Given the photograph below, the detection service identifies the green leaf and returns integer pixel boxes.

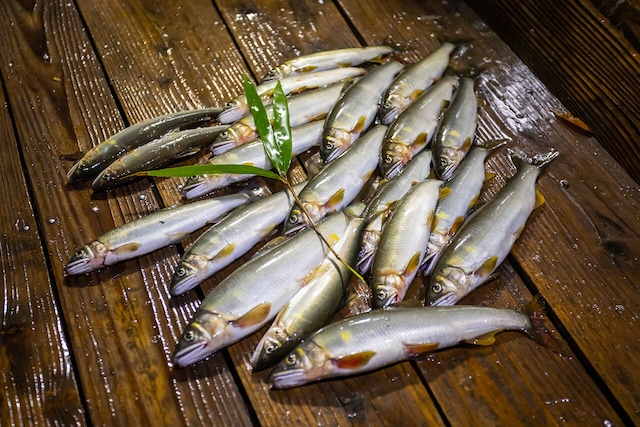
[243,75,275,157]
[270,81,292,175]
[135,164,282,181]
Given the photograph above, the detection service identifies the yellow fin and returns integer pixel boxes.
[328,188,345,208]
[461,137,472,153]
[449,216,465,236]
[475,255,498,278]
[409,89,424,101]
[299,65,318,72]
[484,170,496,182]
[439,187,452,199]
[354,116,367,133]
[113,242,142,254]
[326,233,340,246]
[331,351,376,369]
[403,341,439,357]
[465,331,500,346]
[213,243,236,260]
[413,133,428,148]
[405,252,422,277]
[234,302,271,329]
[534,188,546,210]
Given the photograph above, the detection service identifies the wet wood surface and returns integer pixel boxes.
[1,0,639,425]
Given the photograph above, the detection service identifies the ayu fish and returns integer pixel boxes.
[172,204,364,368]
[380,75,457,179]
[217,67,365,124]
[283,125,386,235]
[320,61,403,162]
[379,42,456,125]
[371,179,442,308]
[431,77,479,180]
[261,45,393,82]
[67,108,222,184]
[426,148,559,306]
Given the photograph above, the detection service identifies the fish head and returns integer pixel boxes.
[181,174,213,199]
[65,240,109,275]
[373,274,407,308]
[434,147,465,181]
[321,128,351,162]
[170,255,208,296]
[270,340,330,389]
[426,265,470,306]
[379,94,406,125]
[261,64,292,83]
[355,230,380,275]
[380,142,410,179]
[217,99,244,124]
[172,310,227,368]
[210,126,242,155]
[282,205,310,235]
[250,324,293,371]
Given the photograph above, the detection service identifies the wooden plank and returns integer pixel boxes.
[465,0,640,184]
[590,0,640,51]
[212,1,445,425]
[0,56,86,426]
[0,0,252,425]
[336,0,629,424]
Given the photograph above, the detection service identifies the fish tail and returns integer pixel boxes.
[522,296,565,355]
[508,147,559,170]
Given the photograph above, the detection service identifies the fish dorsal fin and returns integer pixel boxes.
[465,330,500,346]
[403,341,439,357]
[475,255,498,278]
[328,188,345,208]
[113,242,142,255]
[331,351,376,369]
[233,302,271,329]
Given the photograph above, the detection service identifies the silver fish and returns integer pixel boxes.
[283,125,387,235]
[380,75,458,179]
[261,46,393,82]
[250,216,365,371]
[379,43,456,125]
[183,120,324,199]
[170,183,306,296]
[426,148,559,306]
[271,303,548,388]
[356,149,433,274]
[67,108,222,184]
[218,67,365,124]
[92,125,228,191]
[432,77,478,180]
[211,82,346,155]
[371,179,442,308]
[422,141,505,277]
[320,61,404,162]
[172,205,364,368]
[64,186,263,275]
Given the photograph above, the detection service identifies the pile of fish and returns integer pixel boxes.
[65,44,559,388]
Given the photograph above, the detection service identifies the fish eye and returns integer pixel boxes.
[384,155,394,164]
[265,344,277,355]
[288,214,299,224]
[383,100,392,109]
[224,101,235,109]
[432,283,443,294]
[175,267,186,277]
[285,354,297,366]
[376,289,387,301]
[220,131,229,139]
[184,330,196,342]
[324,141,334,150]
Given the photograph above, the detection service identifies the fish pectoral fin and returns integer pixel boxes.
[113,242,142,255]
[233,302,271,329]
[403,341,439,357]
[461,137,473,153]
[301,263,332,286]
[212,243,236,260]
[474,255,499,279]
[404,252,422,277]
[413,132,428,148]
[353,116,367,134]
[328,188,345,209]
[484,170,496,182]
[449,216,465,236]
[465,330,501,346]
[330,351,376,369]
[438,186,452,200]
[299,65,318,72]
[409,89,424,101]
[534,188,546,211]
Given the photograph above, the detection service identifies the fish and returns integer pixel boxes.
[182,120,324,199]
[66,108,222,184]
[261,46,394,82]
[271,302,552,389]
[426,148,559,306]
[250,216,365,371]
[379,42,456,125]
[379,75,458,179]
[91,125,228,191]
[217,67,366,124]
[421,141,506,277]
[170,182,306,296]
[211,82,346,155]
[172,204,364,368]
[283,125,387,235]
[320,61,404,162]
[64,184,265,275]
[356,149,433,274]
[432,77,479,180]
[370,179,442,308]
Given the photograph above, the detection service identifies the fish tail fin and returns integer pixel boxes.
[522,296,565,355]
[508,148,559,170]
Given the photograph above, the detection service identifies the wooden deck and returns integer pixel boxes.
[1,0,639,425]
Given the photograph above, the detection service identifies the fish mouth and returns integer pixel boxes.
[182,180,213,200]
[270,368,310,389]
[429,292,458,307]
[172,341,211,368]
[379,107,401,126]
[65,255,95,275]
[170,273,200,296]
[381,158,403,179]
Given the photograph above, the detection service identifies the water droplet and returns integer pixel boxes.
[91,206,100,213]
[48,218,56,224]
[23,225,30,231]
[139,194,147,201]
[560,179,569,188]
